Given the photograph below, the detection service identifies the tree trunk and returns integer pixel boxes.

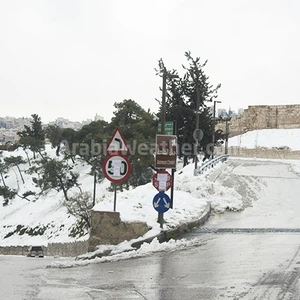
[0,172,6,187]
[24,149,31,166]
[16,165,25,184]
[58,176,69,201]
[56,142,61,156]
[183,155,189,167]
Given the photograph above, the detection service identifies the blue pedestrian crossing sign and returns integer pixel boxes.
[153,192,171,213]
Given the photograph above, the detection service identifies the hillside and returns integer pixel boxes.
[0,145,101,246]
[0,144,244,247]
[1,128,300,248]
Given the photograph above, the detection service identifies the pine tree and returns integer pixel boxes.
[17,114,45,160]
[45,124,63,156]
[110,99,157,187]
[4,156,26,184]
[30,156,80,202]
[156,52,221,165]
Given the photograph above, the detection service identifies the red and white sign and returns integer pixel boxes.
[106,128,129,154]
[152,170,172,192]
[102,154,131,184]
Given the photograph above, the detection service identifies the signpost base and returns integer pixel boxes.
[158,212,164,228]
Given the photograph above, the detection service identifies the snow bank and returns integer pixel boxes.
[229,128,300,150]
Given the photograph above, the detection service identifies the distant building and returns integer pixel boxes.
[214,107,244,118]
[0,115,95,144]
[82,119,93,126]
[94,114,104,121]
[49,117,84,130]
[218,108,228,117]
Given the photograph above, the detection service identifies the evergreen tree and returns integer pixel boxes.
[4,156,26,184]
[76,119,109,163]
[30,156,80,201]
[45,124,63,156]
[156,52,221,165]
[110,99,157,187]
[17,114,45,160]
[0,157,8,187]
[0,186,17,206]
[76,120,109,202]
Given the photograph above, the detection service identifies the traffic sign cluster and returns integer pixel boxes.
[102,128,131,211]
[152,134,177,214]
[102,128,131,184]
[102,127,177,219]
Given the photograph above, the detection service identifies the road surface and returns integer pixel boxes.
[1,158,300,299]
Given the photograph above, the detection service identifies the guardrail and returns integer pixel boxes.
[196,154,229,176]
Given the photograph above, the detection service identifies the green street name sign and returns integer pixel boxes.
[158,121,174,135]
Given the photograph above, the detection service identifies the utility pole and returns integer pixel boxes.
[224,117,231,154]
[161,73,167,135]
[212,100,221,159]
[158,71,178,228]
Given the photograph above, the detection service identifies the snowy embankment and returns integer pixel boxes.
[229,128,300,150]
[0,144,243,248]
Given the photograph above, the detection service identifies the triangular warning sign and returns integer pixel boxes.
[106,128,129,154]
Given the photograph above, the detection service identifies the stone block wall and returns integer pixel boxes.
[0,245,32,256]
[88,211,150,252]
[47,240,89,257]
[216,104,300,137]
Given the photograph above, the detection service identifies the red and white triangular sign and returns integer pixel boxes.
[106,128,129,154]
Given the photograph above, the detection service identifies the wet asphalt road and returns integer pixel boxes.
[1,234,300,300]
[1,159,300,299]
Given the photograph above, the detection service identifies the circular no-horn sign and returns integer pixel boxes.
[102,154,131,183]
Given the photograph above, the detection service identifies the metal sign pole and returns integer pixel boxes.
[170,168,175,209]
[113,183,117,212]
[158,212,163,228]
[170,120,177,208]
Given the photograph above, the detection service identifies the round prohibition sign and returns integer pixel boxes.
[102,154,131,184]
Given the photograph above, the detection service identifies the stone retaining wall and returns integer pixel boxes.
[88,211,150,252]
[216,104,300,137]
[0,246,33,256]
[47,240,89,257]
[0,240,89,257]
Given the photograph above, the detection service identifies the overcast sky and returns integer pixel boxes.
[1,0,300,124]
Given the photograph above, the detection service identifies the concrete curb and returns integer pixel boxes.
[131,202,212,249]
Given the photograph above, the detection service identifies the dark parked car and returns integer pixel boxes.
[27,246,44,258]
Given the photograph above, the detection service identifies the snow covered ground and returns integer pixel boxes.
[1,128,300,266]
[0,144,241,247]
[228,128,300,150]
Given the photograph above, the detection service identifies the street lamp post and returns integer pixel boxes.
[194,86,201,175]
[212,100,221,159]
